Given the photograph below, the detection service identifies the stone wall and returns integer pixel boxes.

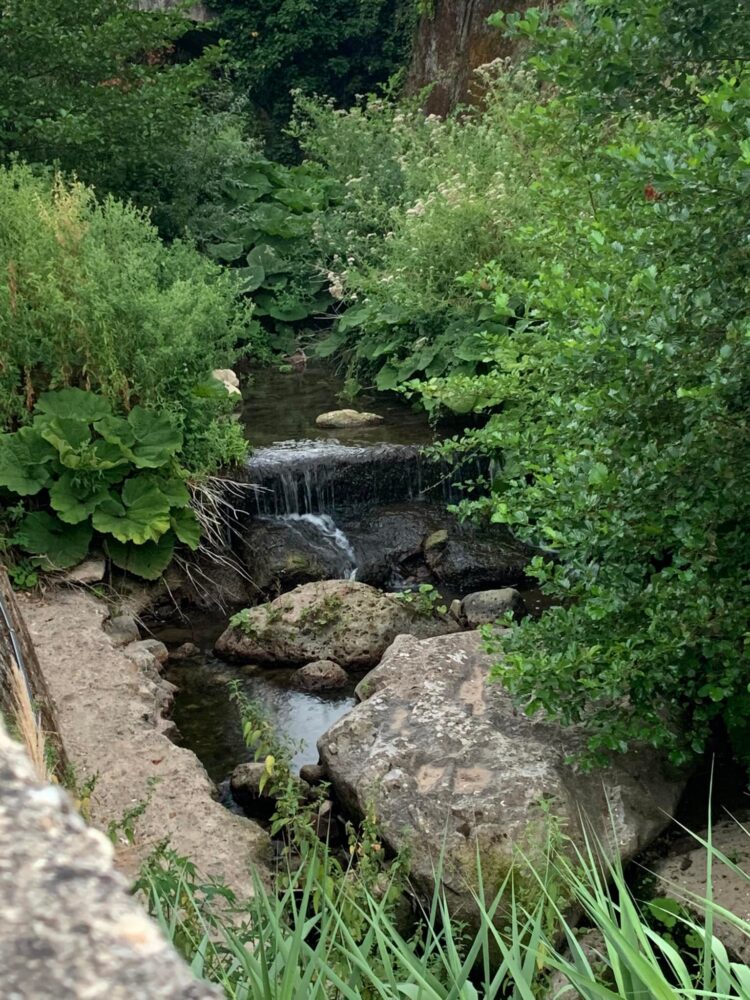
[406,0,556,115]
[0,719,219,999]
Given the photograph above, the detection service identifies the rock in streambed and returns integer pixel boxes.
[319,630,686,927]
[214,579,460,669]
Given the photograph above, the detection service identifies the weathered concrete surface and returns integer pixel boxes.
[215,579,460,669]
[0,720,219,999]
[407,0,555,115]
[320,630,685,924]
[20,589,269,896]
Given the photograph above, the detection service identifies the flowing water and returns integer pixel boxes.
[165,365,503,784]
[241,365,438,448]
[163,627,357,782]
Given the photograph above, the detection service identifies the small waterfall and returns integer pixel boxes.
[241,439,486,518]
[276,513,357,581]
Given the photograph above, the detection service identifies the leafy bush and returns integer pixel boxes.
[210,0,417,155]
[293,0,750,771]
[0,388,200,579]
[293,72,565,390]
[404,6,750,768]
[192,156,338,353]
[0,163,260,474]
[0,0,217,218]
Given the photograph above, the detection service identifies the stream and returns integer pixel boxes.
[158,364,525,783]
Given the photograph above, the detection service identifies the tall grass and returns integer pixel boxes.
[6,655,48,782]
[139,819,750,1000]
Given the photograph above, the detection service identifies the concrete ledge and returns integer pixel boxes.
[0,720,219,999]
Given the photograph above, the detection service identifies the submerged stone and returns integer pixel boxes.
[315,409,384,428]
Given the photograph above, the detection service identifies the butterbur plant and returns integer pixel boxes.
[0,388,200,579]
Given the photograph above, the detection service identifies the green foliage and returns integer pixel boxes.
[139,814,750,998]
[0,0,216,215]
[293,72,552,389]
[391,584,447,617]
[0,164,259,475]
[303,0,750,768]
[436,12,750,769]
[499,0,750,117]
[230,684,407,935]
[210,0,416,155]
[193,156,338,353]
[0,389,201,578]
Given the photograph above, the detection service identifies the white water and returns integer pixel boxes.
[276,512,358,581]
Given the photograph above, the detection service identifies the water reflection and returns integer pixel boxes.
[165,654,357,783]
[241,364,438,447]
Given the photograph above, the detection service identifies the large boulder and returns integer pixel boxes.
[653,816,750,962]
[461,588,526,627]
[319,631,685,925]
[214,580,460,669]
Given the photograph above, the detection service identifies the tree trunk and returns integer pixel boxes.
[406,0,556,116]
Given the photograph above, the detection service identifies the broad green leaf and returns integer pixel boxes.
[35,388,112,423]
[92,474,171,544]
[38,415,91,457]
[127,406,182,468]
[205,241,244,262]
[17,511,92,570]
[0,428,56,496]
[107,534,175,580]
[247,243,286,275]
[95,414,136,451]
[49,471,113,525]
[191,378,230,400]
[150,475,190,509]
[236,260,265,294]
[170,506,200,549]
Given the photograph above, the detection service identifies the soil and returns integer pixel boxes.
[19,587,270,896]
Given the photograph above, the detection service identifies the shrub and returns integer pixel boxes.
[412,8,750,768]
[293,70,572,390]
[0,0,216,215]
[191,155,339,354]
[0,163,261,475]
[210,0,417,155]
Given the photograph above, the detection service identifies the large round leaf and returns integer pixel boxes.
[49,471,114,525]
[170,506,200,550]
[92,474,171,544]
[107,534,175,580]
[17,511,92,570]
[35,388,112,423]
[0,428,56,496]
[127,406,182,468]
